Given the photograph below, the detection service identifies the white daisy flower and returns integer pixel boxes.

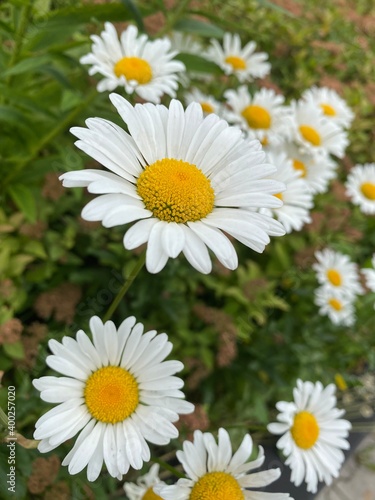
[260,151,313,233]
[224,86,292,146]
[362,254,375,291]
[60,95,286,275]
[33,316,194,481]
[313,248,364,298]
[314,286,356,326]
[301,86,354,129]
[154,428,291,500]
[345,163,375,214]
[184,88,223,116]
[206,32,271,82]
[79,23,185,103]
[291,100,349,158]
[282,142,337,194]
[124,463,164,500]
[268,379,351,493]
[168,31,203,56]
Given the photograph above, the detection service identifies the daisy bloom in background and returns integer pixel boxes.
[79,23,185,103]
[184,88,223,116]
[168,31,203,56]
[362,254,375,293]
[314,286,356,326]
[268,379,351,493]
[291,100,348,158]
[224,86,291,146]
[345,163,375,214]
[154,428,291,499]
[33,316,194,481]
[60,95,286,275]
[313,248,364,298]
[206,32,271,82]
[301,86,354,129]
[259,151,313,233]
[124,463,164,500]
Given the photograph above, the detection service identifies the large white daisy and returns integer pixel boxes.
[206,32,271,82]
[154,428,291,499]
[124,463,164,500]
[60,95,286,275]
[260,151,313,233]
[345,163,375,215]
[33,316,194,481]
[301,86,354,129]
[268,379,351,494]
[224,86,292,146]
[313,248,364,298]
[79,23,185,103]
[314,286,356,326]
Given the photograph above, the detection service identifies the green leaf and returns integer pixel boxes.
[3,341,25,360]
[175,53,221,74]
[120,0,144,31]
[8,184,37,223]
[2,55,51,77]
[174,18,224,38]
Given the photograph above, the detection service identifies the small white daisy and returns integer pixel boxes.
[154,428,291,500]
[301,86,354,129]
[260,151,313,233]
[168,31,203,56]
[124,463,164,500]
[362,254,375,292]
[184,88,223,116]
[80,23,185,103]
[345,163,375,215]
[224,86,292,146]
[291,100,349,158]
[33,316,194,481]
[268,379,351,493]
[314,286,356,326]
[206,32,271,82]
[60,95,286,275]
[313,248,364,298]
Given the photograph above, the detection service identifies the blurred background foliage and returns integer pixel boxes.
[0,0,375,497]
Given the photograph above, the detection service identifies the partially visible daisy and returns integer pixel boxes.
[184,88,223,116]
[154,428,291,499]
[168,31,203,55]
[60,96,286,275]
[80,23,185,103]
[362,254,375,293]
[33,316,194,481]
[302,86,354,129]
[345,163,375,214]
[268,379,351,493]
[260,151,313,233]
[206,32,271,82]
[291,100,349,158]
[314,286,356,326]
[224,86,292,146]
[313,248,364,298]
[124,463,164,500]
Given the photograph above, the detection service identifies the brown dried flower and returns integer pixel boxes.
[34,283,82,324]
[0,318,23,345]
[178,404,210,440]
[42,172,65,201]
[19,221,47,239]
[217,329,238,368]
[27,456,60,495]
[44,481,71,500]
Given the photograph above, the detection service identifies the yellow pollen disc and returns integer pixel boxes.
[360,182,375,201]
[189,472,244,500]
[114,56,152,84]
[242,105,271,130]
[328,298,343,311]
[137,158,215,223]
[142,487,163,500]
[299,125,321,146]
[326,269,342,287]
[84,366,139,424]
[291,411,320,449]
[225,55,246,70]
[321,103,336,116]
[200,102,215,114]
[293,159,307,178]
[274,192,283,200]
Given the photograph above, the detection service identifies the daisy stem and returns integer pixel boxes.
[0,407,8,429]
[151,457,185,479]
[102,250,146,322]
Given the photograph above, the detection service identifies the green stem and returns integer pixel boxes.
[0,407,8,429]
[6,3,32,84]
[151,457,185,479]
[102,251,146,322]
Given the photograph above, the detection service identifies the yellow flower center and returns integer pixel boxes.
[299,125,321,146]
[189,472,244,500]
[200,102,215,114]
[293,159,307,177]
[360,182,375,201]
[291,411,320,449]
[114,56,153,84]
[225,55,246,70]
[84,366,139,424]
[320,103,336,116]
[137,158,215,223]
[242,105,271,129]
[328,298,343,311]
[326,269,342,286]
[142,487,163,500]
[274,192,283,201]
